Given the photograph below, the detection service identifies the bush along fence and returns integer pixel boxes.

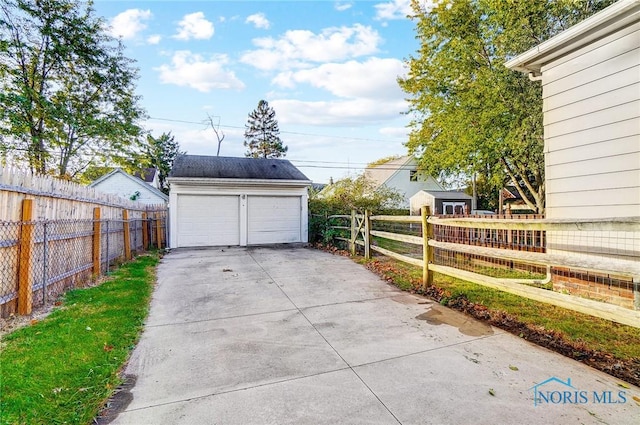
[326,208,640,328]
[0,167,167,318]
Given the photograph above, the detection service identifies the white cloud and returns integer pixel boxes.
[335,2,353,11]
[375,0,437,20]
[147,34,161,45]
[240,24,381,71]
[155,51,245,92]
[271,98,406,126]
[107,9,151,40]
[174,12,214,40]
[273,58,406,100]
[379,126,409,138]
[245,13,270,29]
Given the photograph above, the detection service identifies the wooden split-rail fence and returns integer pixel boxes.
[328,207,640,328]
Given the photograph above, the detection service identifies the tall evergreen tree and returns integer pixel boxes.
[244,100,287,158]
[143,132,185,194]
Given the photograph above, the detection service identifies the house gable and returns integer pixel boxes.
[89,169,168,205]
[365,156,444,208]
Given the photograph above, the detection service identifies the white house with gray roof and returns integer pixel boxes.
[363,156,444,209]
[89,168,168,206]
[168,155,311,248]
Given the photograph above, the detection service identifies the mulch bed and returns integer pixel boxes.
[313,244,639,387]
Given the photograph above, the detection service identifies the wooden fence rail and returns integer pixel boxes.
[328,208,640,328]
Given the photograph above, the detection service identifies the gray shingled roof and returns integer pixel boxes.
[420,190,473,200]
[170,155,310,181]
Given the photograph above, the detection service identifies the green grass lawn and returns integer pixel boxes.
[364,256,640,361]
[0,253,158,425]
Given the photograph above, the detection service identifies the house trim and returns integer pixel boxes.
[505,0,640,73]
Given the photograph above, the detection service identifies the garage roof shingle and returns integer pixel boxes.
[170,155,310,181]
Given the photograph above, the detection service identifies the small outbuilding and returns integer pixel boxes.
[168,155,311,248]
[410,190,473,216]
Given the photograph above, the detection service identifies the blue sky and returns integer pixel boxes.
[94,0,421,183]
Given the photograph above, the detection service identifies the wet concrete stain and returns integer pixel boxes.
[95,374,136,424]
[416,304,494,337]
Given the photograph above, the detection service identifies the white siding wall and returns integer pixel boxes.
[384,168,443,209]
[91,172,167,205]
[541,21,640,219]
[409,191,436,215]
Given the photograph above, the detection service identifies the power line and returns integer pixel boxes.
[147,116,406,144]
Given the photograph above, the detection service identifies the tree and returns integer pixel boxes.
[205,114,225,156]
[0,0,145,178]
[143,132,185,194]
[399,0,614,214]
[314,174,402,212]
[244,100,287,158]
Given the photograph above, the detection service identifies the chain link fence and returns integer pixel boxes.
[0,214,167,318]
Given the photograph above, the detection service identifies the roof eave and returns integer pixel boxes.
[168,177,312,187]
[505,0,640,73]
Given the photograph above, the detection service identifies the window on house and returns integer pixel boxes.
[409,170,418,182]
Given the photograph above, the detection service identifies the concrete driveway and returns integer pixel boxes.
[111,247,638,425]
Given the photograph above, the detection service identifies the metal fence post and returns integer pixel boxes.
[92,207,101,278]
[105,220,110,273]
[42,221,48,305]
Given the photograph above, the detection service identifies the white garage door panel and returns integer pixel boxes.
[177,195,240,247]
[248,196,301,245]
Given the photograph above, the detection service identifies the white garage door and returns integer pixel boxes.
[177,195,240,247]
[248,196,301,245]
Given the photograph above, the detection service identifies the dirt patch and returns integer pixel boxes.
[0,304,57,337]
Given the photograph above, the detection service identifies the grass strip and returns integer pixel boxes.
[0,253,158,425]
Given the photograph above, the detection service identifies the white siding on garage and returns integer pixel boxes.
[248,196,302,244]
[541,20,640,219]
[176,195,240,247]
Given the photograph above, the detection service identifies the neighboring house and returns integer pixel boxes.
[505,0,640,220]
[500,186,536,214]
[133,167,161,190]
[364,156,444,209]
[168,155,311,248]
[410,190,473,216]
[89,168,169,205]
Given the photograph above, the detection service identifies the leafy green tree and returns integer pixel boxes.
[400,0,614,214]
[0,0,145,178]
[143,132,185,194]
[244,100,287,158]
[313,174,402,213]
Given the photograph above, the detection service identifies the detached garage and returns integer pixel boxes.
[168,155,311,248]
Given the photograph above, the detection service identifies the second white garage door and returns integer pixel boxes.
[247,196,302,245]
[176,195,240,247]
